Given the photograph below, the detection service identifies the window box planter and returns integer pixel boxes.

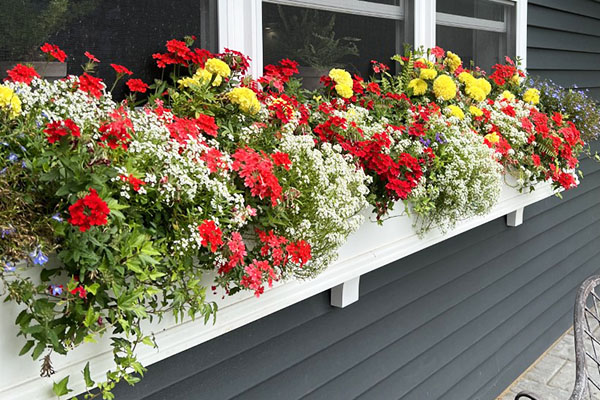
[0,180,556,399]
[0,61,67,80]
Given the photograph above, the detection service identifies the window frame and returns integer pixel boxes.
[217,0,528,77]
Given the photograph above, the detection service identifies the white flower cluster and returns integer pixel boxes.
[276,133,371,277]
[410,113,503,234]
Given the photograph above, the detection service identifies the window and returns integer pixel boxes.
[0,0,218,99]
[261,0,409,87]
[436,0,516,71]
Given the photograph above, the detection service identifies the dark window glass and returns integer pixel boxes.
[437,0,505,22]
[436,26,508,72]
[262,3,403,88]
[0,0,218,99]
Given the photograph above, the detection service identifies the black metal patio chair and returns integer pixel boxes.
[515,275,600,400]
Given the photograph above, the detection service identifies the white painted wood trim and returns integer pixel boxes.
[436,12,507,33]
[331,277,361,308]
[263,0,405,20]
[0,180,557,400]
[506,207,524,226]
[515,0,528,69]
[414,0,436,50]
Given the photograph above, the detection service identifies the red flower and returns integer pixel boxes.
[68,188,110,232]
[286,240,311,267]
[196,114,219,137]
[531,154,541,166]
[366,82,381,95]
[219,232,247,274]
[40,43,67,62]
[76,73,104,98]
[84,51,99,62]
[431,46,445,58]
[110,63,133,75]
[5,64,40,84]
[232,148,283,206]
[126,78,149,93]
[201,148,227,173]
[99,107,134,150]
[240,259,277,297]
[70,286,88,299]
[119,174,146,192]
[198,220,223,252]
[272,152,292,170]
[43,119,81,144]
[552,112,563,126]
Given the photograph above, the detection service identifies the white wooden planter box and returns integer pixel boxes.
[0,180,556,399]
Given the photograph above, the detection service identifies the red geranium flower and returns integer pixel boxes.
[68,188,110,232]
[119,174,146,192]
[232,147,283,206]
[126,78,149,93]
[272,152,292,170]
[70,286,88,299]
[40,43,67,62]
[99,107,134,149]
[5,64,40,84]
[286,240,311,267]
[431,46,445,58]
[84,51,100,62]
[43,119,81,144]
[196,114,218,137]
[198,220,223,252]
[110,63,133,75]
[76,73,104,98]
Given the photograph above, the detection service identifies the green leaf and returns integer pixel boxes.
[83,362,94,387]
[52,376,72,396]
[32,341,46,360]
[19,340,35,356]
[84,307,95,328]
[85,283,100,296]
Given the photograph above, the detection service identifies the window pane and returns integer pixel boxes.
[437,0,507,22]
[263,3,402,88]
[360,0,401,5]
[0,0,218,99]
[436,25,510,72]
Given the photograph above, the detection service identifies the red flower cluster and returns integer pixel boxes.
[219,232,247,274]
[488,59,525,86]
[219,48,251,75]
[232,148,283,206]
[70,286,87,299]
[241,260,276,297]
[110,64,133,75]
[40,43,67,62]
[200,147,227,173]
[266,94,309,126]
[153,39,212,68]
[84,51,99,63]
[198,220,223,253]
[99,107,134,149]
[43,119,81,144]
[5,64,40,84]
[257,229,312,268]
[119,174,146,192]
[259,59,299,92]
[167,115,218,145]
[271,152,292,170]
[68,188,110,232]
[76,73,104,99]
[126,78,149,93]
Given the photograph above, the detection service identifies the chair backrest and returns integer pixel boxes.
[570,275,600,400]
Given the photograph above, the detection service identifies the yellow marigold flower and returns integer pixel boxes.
[465,84,486,102]
[416,58,434,68]
[205,58,231,78]
[444,51,462,73]
[194,68,223,86]
[458,72,475,85]
[313,95,322,103]
[475,78,491,96]
[329,68,353,88]
[510,74,522,85]
[228,87,260,114]
[433,74,457,100]
[0,85,21,119]
[447,105,465,119]
[408,78,428,96]
[523,88,540,105]
[484,132,500,144]
[469,105,483,117]
[502,90,515,101]
[178,76,200,89]
[420,68,438,80]
[335,84,353,99]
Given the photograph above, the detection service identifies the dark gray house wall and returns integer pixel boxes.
[112,2,600,399]
[528,0,600,98]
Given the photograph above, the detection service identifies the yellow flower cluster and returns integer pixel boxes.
[205,58,231,78]
[178,67,223,89]
[420,68,438,80]
[408,78,428,95]
[329,68,353,99]
[443,51,462,73]
[502,90,515,101]
[433,75,457,100]
[447,105,465,119]
[484,132,500,144]
[510,74,522,85]
[0,85,21,119]
[228,87,260,114]
[523,88,540,105]
[469,105,483,117]
[458,72,491,102]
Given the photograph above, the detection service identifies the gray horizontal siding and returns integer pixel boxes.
[112,145,600,400]
[528,0,600,98]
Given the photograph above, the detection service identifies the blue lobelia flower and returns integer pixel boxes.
[3,261,16,272]
[1,225,15,238]
[7,153,18,163]
[51,213,63,222]
[29,247,49,265]
[50,285,63,296]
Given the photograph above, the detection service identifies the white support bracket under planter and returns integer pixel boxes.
[330,277,360,308]
[506,207,524,227]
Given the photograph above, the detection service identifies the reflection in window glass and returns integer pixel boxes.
[0,0,218,99]
[436,26,507,72]
[437,0,505,22]
[263,3,401,88]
